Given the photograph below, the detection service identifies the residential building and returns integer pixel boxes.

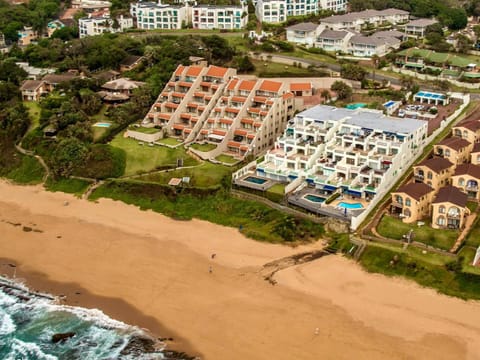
[99,77,146,103]
[318,0,347,12]
[315,29,353,53]
[348,34,401,57]
[17,27,37,46]
[255,105,428,199]
[431,186,469,229]
[390,182,434,223]
[46,20,65,37]
[42,73,78,92]
[72,0,111,12]
[120,55,145,72]
[452,120,480,144]
[286,0,319,17]
[92,69,120,82]
[192,4,248,30]
[255,0,286,23]
[320,8,409,32]
[130,2,186,30]
[141,64,294,160]
[20,80,46,101]
[471,143,480,165]
[16,62,56,80]
[433,137,472,165]
[413,157,454,190]
[290,82,312,96]
[79,15,133,38]
[286,22,320,47]
[404,18,437,38]
[451,163,480,201]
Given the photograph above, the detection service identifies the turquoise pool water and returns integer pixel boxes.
[304,194,326,203]
[338,202,363,209]
[93,122,112,128]
[346,103,366,110]
[245,176,267,184]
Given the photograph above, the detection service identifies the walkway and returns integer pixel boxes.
[450,213,477,253]
[15,141,50,184]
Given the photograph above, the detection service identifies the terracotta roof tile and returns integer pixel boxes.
[227,78,239,90]
[238,80,256,91]
[259,80,282,93]
[432,186,468,207]
[437,137,471,151]
[186,66,203,77]
[415,157,454,173]
[282,92,294,100]
[175,65,185,76]
[454,163,480,179]
[455,120,480,132]
[206,65,228,78]
[394,182,433,201]
[290,82,312,92]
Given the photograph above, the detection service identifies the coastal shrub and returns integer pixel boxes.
[90,180,324,243]
[7,156,45,184]
[74,144,126,179]
[45,177,92,196]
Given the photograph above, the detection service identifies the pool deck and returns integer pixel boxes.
[234,174,275,191]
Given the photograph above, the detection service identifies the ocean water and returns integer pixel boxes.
[0,278,188,360]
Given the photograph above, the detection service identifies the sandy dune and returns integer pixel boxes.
[0,181,479,359]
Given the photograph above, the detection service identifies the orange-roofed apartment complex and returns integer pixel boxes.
[140,64,295,161]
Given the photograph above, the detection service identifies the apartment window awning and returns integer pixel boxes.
[208,134,225,140]
[323,185,337,191]
[345,190,362,197]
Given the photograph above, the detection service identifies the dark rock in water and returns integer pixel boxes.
[120,336,156,356]
[52,332,76,344]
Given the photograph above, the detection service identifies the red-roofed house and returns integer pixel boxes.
[258,80,282,95]
[451,163,480,200]
[434,137,473,165]
[431,186,470,229]
[290,82,312,96]
[390,182,435,223]
[452,120,480,144]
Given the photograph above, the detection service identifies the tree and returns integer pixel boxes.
[235,55,255,73]
[340,63,367,81]
[331,81,352,100]
[320,89,331,103]
[439,8,468,30]
[50,138,89,178]
[456,34,473,54]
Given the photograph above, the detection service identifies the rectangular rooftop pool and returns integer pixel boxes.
[244,176,267,185]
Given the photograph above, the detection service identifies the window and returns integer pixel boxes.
[448,207,460,217]
[459,178,465,186]
[445,150,451,157]
[396,195,403,204]
[439,205,445,214]
[437,216,445,226]
[427,171,432,179]
[404,209,411,218]
[405,198,411,206]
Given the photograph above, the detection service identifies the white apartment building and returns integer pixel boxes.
[318,0,347,12]
[130,2,187,30]
[286,22,321,47]
[192,4,248,30]
[404,18,438,38]
[141,64,295,160]
[315,28,353,52]
[348,34,401,57]
[320,8,409,31]
[255,105,427,200]
[256,0,287,23]
[286,0,318,17]
[79,15,133,37]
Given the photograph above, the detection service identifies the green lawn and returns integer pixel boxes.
[129,126,161,134]
[467,201,478,213]
[457,247,480,275]
[267,183,286,195]
[7,156,45,184]
[157,137,182,146]
[191,143,217,152]
[90,105,109,123]
[215,154,238,164]
[251,60,320,77]
[377,214,459,250]
[44,177,92,196]
[24,102,41,132]
[89,180,324,243]
[464,215,480,248]
[359,243,480,300]
[93,126,109,141]
[139,162,231,188]
[110,135,198,176]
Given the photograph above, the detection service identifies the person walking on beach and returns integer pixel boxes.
[211,253,216,259]
[209,266,213,274]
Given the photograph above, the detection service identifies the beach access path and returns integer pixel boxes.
[0,181,479,359]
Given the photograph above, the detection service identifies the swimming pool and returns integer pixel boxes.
[304,194,326,203]
[384,100,395,107]
[415,91,446,100]
[346,103,366,110]
[244,176,267,184]
[93,122,112,128]
[338,202,363,209]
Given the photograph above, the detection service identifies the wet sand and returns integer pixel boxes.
[0,181,479,359]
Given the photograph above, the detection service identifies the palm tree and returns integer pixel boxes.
[320,89,331,104]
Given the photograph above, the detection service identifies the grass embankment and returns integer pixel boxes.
[251,60,327,78]
[190,143,217,152]
[90,180,324,243]
[377,214,458,250]
[139,162,232,188]
[110,135,198,175]
[215,154,237,164]
[157,137,182,146]
[358,243,480,300]
[44,177,92,196]
[24,102,41,132]
[6,156,45,184]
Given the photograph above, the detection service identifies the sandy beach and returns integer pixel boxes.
[1,180,480,359]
